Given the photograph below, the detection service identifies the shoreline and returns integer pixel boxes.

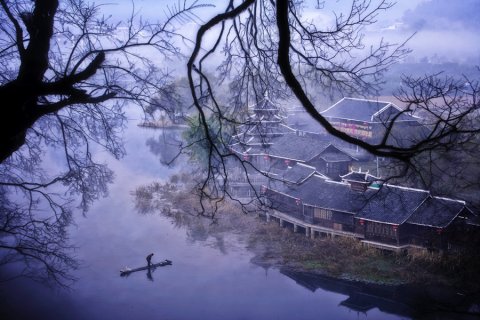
[133,179,480,316]
[137,122,189,129]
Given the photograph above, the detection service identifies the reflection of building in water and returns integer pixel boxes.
[280,268,475,318]
[280,268,413,317]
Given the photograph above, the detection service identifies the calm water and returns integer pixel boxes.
[1,120,410,320]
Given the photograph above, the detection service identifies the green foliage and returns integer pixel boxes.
[182,114,234,168]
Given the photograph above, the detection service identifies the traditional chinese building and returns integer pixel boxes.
[232,92,295,146]
[228,96,477,251]
[321,97,424,142]
[262,171,477,252]
[229,96,356,180]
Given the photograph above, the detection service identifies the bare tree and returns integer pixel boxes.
[1,0,478,286]
[387,72,480,206]
[0,0,206,286]
[183,0,480,212]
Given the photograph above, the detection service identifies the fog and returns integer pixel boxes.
[1,1,479,319]
[98,0,480,64]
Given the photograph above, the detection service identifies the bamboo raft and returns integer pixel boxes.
[120,259,172,277]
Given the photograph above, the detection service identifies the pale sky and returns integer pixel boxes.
[96,0,480,64]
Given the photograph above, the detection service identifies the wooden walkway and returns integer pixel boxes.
[267,210,363,239]
[360,240,410,252]
[267,210,428,252]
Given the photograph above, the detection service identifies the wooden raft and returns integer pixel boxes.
[120,259,172,277]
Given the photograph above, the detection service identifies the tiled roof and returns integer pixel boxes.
[286,112,325,133]
[321,98,417,123]
[406,197,466,228]
[322,98,390,122]
[370,122,431,148]
[318,151,351,162]
[266,134,354,163]
[318,145,356,162]
[355,185,429,224]
[268,135,331,161]
[341,171,379,183]
[281,164,317,184]
[246,123,295,136]
[266,175,468,226]
[267,175,368,214]
[229,143,270,156]
[232,124,295,148]
[373,105,419,123]
[231,133,354,164]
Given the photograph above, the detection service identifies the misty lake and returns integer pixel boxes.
[0,118,466,320]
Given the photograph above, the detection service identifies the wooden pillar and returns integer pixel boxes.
[305,227,311,237]
[279,219,284,228]
[310,230,315,239]
[294,224,298,233]
[266,213,270,222]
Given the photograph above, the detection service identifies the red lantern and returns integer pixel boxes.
[436,228,443,235]
[263,154,270,160]
[284,159,290,165]
[392,225,398,232]
[243,153,249,161]
[359,219,365,226]
[295,198,301,206]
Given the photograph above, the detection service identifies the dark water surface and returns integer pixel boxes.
[2,120,411,320]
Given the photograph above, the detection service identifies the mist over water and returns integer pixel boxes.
[1,121,407,320]
[1,1,479,318]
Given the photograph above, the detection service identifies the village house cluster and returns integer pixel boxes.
[228,94,479,252]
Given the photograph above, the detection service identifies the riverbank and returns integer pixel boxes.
[137,120,188,129]
[133,178,480,294]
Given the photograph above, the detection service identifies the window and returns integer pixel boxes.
[314,208,332,220]
[333,223,342,231]
[303,205,314,217]
[367,222,396,238]
[326,162,340,175]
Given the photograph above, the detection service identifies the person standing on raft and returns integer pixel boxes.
[146,253,154,268]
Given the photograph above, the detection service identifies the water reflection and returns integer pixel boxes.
[280,269,414,317]
[146,268,154,282]
[133,177,478,319]
[145,129,184,166]
[280,269,480,319]
[133,178,231,255]
[1,123,476,320]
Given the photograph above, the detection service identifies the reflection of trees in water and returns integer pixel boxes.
[146,130,184,166]
[133,180,480,317]
[162,209,229,255]
[132,178,231,254]
[185,225,227,254]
